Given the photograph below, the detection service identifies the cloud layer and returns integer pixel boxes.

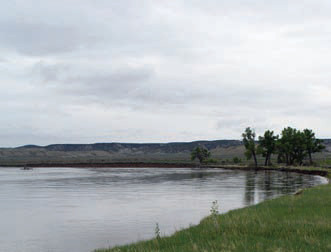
[1,0,331,146]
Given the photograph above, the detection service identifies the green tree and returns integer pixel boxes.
[303,129,325,164]
[242,127,258,168]
[191,146,211,165]
[277,127,294,165]
[290,129,307,165]
[258,130,278,166]
[277,127,307,165]
[233,156,241,164]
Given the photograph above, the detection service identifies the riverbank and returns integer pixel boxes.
[1,162,330,178]
[0,162,197,168]
[95,167,331,252]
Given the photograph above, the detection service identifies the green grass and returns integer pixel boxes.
[96,182,331,252]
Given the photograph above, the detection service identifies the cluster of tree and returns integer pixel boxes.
[191,146,211,165]
[242,127,325,167]
[233,156,242,164]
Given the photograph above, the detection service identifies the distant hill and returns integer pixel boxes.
[0,139,330,166]
[17,140,242,152]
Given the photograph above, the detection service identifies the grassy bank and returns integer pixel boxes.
[96,172,331,252]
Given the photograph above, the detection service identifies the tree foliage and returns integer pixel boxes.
[242,127,258,167]
[241,127,325,167]
[191,146,211,165]
[303,129,325,164]
[233,156,241,164]
[277,127,302,165]
[258,130,278,166]
[276,127,324,165]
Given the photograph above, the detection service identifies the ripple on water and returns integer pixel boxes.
[0,167,327,252]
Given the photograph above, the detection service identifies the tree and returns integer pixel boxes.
[303,129,325,164]
[191,146,211,165]
[277,127,307,165]
[242,127,258,168]
[277,127,295,165]
[290,129,307,165]
[258,130,278,166]
[233,156,241,164]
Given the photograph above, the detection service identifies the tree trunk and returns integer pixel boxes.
[253,151,258,168]
[267,153,272,166]
[198,158,202,168]
[264,154,268,166]
[285,154,289,165]
[289,155,295,165]
[308,151,313,165]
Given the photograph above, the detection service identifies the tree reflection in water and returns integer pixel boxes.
[244,170,313,206]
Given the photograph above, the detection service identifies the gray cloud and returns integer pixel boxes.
[33,61,153,89]
[0,21,92,55]
[0,0,331,146]
[29,60,310,110]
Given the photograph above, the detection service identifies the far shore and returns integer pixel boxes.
[1,162,197,168]
[1,162,330,178]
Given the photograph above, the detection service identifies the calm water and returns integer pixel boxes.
[0,167,327,252]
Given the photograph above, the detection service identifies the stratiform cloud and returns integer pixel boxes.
[0,0,331,146]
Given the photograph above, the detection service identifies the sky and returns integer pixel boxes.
[1,0,331,147]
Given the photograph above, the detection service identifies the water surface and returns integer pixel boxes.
[0,167,327,252]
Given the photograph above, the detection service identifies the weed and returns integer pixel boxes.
[155,222,161,239]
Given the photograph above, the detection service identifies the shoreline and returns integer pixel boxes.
[0,162,197,168]
[95,166,331,252]
[97,183,331,252]
[1,162,329,251]
[1,162,330,179]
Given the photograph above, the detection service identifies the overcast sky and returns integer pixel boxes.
[1,0,331,147]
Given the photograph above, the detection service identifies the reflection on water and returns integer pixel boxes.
[244,171,310,205]
[0,167,327,252]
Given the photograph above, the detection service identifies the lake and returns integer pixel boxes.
[0,167,327,252]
